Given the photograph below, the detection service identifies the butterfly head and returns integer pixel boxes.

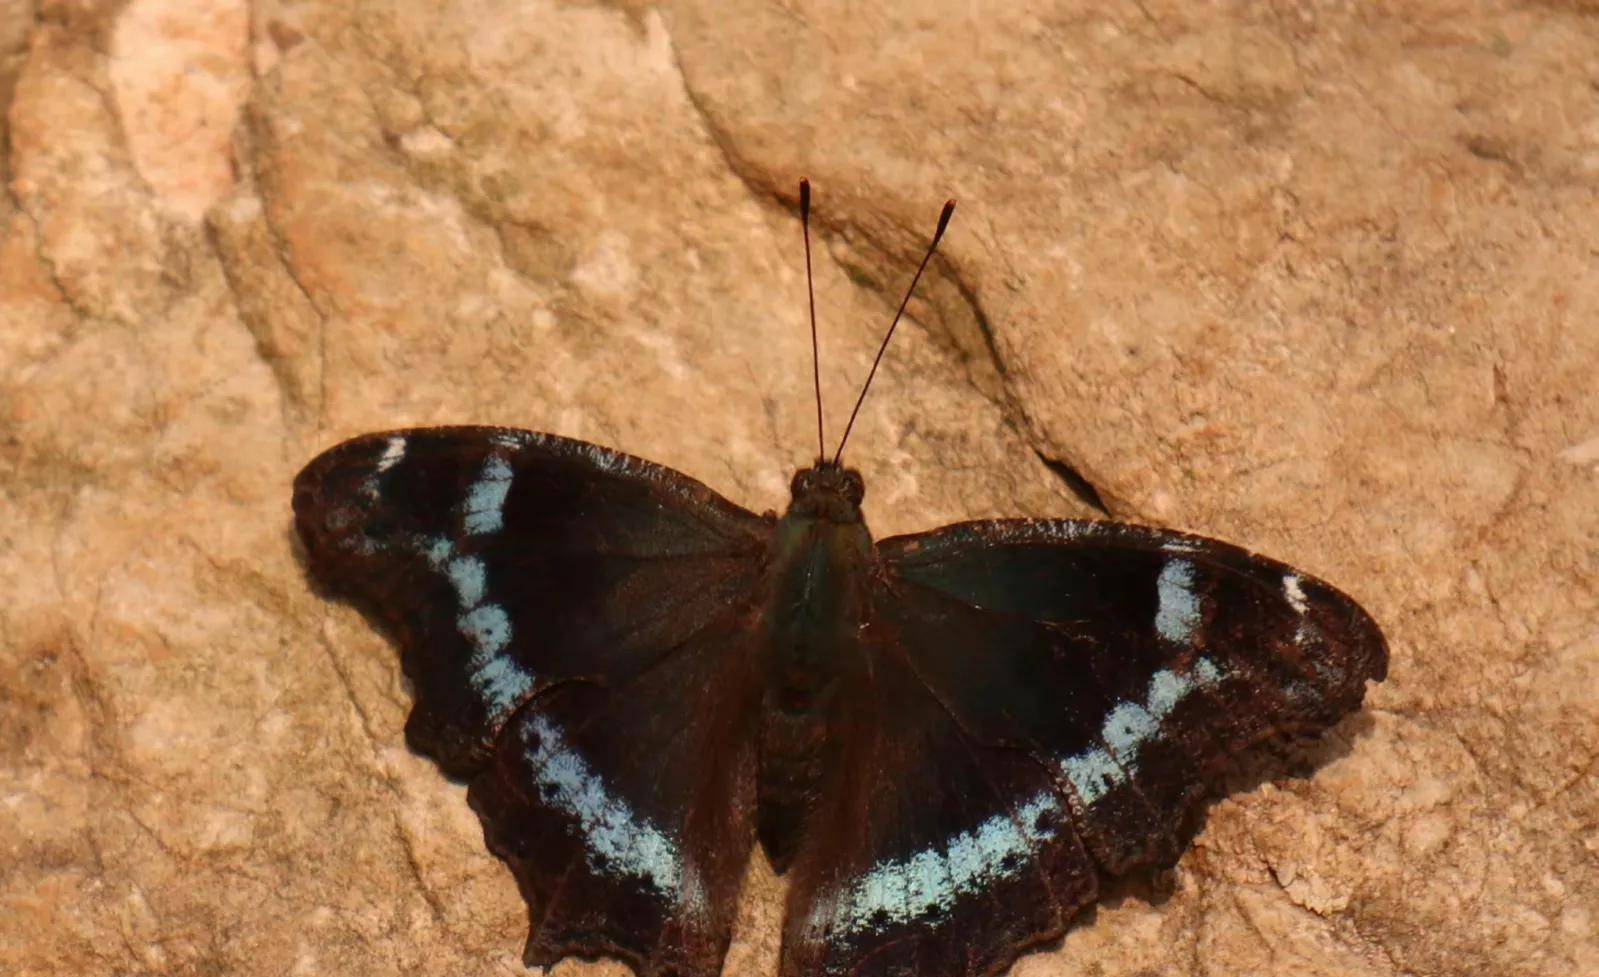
[787,463,865,523]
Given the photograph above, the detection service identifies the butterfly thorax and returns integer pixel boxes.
[767,463,873,709]
[755,463,875,870]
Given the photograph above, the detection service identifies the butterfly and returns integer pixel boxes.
[292,181,1387,977]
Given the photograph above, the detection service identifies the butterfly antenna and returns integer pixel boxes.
[801,179,825,463]
[832,197,957,465]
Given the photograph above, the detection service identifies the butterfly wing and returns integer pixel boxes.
[778,618,1098,977]
[293,427,771,976]
[781,518,1385,977]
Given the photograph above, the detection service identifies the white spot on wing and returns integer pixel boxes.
[376,436,407,473]
[1057,656,1225,808]
[522,714,685,899]
[825,790,1060,935]
[1061,747,1123,804]
[424,537,452,566]
[464,456,513,535]
[460,604,510,662]
[361,436,409,497]
[1102,702,1159,756]
[447,556,486,609]
[416,535,525,718]
[421,538,485,609]
[1283,573,1313,646]
[1283,573,1308,614]
[1145,668,1195,720]
[472,656,532,720]
[1155,559,1200,645]
[902,849,953,919]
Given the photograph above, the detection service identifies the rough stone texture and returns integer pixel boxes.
[2,1,1596,975]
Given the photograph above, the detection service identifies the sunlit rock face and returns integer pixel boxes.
[2,3,1598,977]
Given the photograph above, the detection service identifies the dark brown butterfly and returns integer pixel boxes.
[293,182,1386,977]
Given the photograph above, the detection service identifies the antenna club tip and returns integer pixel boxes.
[933,198,957,238]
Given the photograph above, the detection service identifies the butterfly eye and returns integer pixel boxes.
[843,470,865,506]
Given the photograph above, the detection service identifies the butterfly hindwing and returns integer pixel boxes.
[780,518,1386,977]
[293,427,772,976]
[778,611,1097,977]
[472,608,761,973]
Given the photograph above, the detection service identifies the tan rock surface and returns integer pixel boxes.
[2,1,1596,975]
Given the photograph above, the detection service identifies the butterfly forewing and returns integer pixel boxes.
[882,519,1385,847]
[293,427,772,976]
